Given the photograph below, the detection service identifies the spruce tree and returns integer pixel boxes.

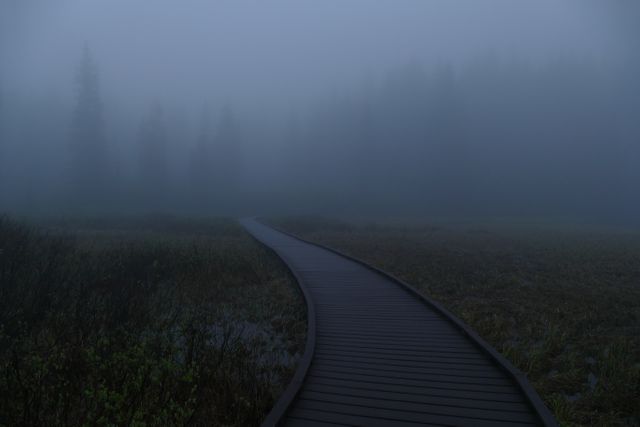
[70,46,108,205]
[189,104,214,207]
[214,105,241,196]
[138,104,168,205]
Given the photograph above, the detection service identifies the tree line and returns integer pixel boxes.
[0,48,638,221]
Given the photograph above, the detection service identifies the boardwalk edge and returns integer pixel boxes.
[258,218,559,427]
[240,219,317,427]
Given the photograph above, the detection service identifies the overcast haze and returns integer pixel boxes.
[1,1,639,223]
[2,1,632,109]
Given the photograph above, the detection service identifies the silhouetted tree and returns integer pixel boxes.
[213,105,241,196]
[138,103,168,205]
[0,86,4,201]
[428,64,471,208]
[0,85,4,147]
[189,104,215,206]
[353,95,376,200]
[283,112,304,188]
[70,46,109,205]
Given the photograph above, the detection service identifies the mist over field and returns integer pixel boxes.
[1,0,639,224]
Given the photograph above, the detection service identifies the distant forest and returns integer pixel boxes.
[0,48,639,221]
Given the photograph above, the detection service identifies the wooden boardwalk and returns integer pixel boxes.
[241,219,557,427]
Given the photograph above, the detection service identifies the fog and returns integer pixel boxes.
[1,0,639,224]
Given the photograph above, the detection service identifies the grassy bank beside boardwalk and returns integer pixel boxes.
[0,216,305,426]
[272,216,640,426]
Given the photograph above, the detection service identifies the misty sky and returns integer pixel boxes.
[1,1,639,222]
[2,0,635,114]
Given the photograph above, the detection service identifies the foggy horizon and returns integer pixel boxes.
[1,0,639,224]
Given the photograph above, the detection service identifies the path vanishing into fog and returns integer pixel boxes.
[241,219,557,427]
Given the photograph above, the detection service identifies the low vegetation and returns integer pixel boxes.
[0,216,305,426]
[273,216,640,426]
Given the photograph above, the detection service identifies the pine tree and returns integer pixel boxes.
[214,104,241,196]
[70,46,109,205]
[189,104,214,207]
[138,103,168,205]
[0,85,4,146]
[0,85,4,200]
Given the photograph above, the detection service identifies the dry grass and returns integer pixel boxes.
[273,216,640,427]
[0,216,305,426]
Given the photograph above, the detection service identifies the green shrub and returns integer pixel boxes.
[0,217,305,426]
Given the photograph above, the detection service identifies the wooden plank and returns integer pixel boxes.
[286,408,438,427]
[285,417,347,427]
[315,352,492,368]
[317,336,476,347]
[312,359,502,376]
[305,376,526,403]
[299,390,538,423]
[303,382,532,412]
[309,366,514,387]
[315,345,483,359]
[317,329,469,339]
[322,346,477,360]
[294,400,537,426]
[317,338,477,350]
[316,330,464,339]
[311,362,507,382]
[307,370,520,394]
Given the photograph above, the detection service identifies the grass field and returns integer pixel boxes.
[272,216,640,427]
[0,216,305,426]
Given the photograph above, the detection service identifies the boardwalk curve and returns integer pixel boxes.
[241,218,557,427]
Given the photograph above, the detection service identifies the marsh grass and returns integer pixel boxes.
[273,216,640,426]
[0,216,305,426]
